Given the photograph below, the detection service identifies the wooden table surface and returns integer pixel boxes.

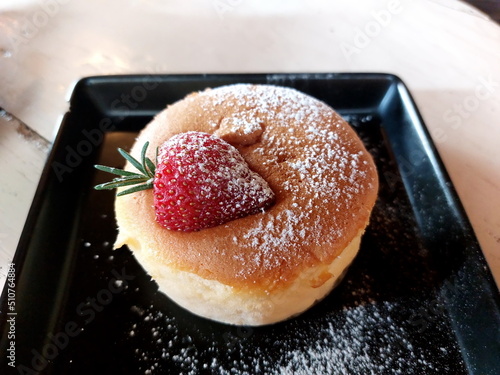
[0,0,499,292]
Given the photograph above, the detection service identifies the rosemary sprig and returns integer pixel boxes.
[94,142,156,196]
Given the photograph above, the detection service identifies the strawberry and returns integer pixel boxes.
[95,131,275,232]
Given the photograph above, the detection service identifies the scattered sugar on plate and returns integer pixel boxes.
[114,89,465,375]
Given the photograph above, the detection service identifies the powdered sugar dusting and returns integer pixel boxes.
[225,111,263,135]
[276,302,420,375]
[214,109,265,146]
[197,84,376,271]
[127,278,458,374]
[154,131,275,231]
[126,84,378,286]
[117,115,466,374]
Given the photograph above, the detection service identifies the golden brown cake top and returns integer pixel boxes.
[114,84,378,291]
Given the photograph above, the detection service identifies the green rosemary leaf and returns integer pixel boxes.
[145,157,156,177]
[140,141,150,177]
[94,165,144,178]
[116,182,153,196]
[94,182,115,190]
[94,177,149,191]
[118,148,146,174]
[93,142,157,196]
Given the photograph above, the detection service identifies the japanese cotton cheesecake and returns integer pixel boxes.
[113,84,378,326]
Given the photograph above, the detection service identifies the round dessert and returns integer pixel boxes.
[113,84,378,326]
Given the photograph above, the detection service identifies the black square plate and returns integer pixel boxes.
[1,73,499,375]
